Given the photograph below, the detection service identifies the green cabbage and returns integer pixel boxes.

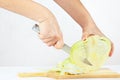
[51,35,111,75]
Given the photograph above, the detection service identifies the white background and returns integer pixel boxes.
[0,0,119,66]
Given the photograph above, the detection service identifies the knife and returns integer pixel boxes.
[32,24,92,66]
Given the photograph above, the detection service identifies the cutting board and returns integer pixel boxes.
[18,68,120,79]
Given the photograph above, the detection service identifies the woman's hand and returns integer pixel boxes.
[82,26,105,40]
[82,25,114,57]
[38,15,64,49]
[0,0,64,49]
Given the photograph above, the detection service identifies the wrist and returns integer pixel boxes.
[38,12,54,22]
[38,14,56,25]
[54,0,64,3]
[34,4,55,23]
[82,22,97,31]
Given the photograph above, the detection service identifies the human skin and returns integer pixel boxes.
[0,0,113,56]
[0,0,64,49]
[54,0,113,56]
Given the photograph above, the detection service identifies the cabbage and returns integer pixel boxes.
[51,35,111,75]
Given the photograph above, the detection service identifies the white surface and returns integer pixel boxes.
[0,0,120,66]
[0,65,120,80]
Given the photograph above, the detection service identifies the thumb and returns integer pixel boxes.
[82,32,89,40]
[82,33,95,40]
[54,39,64,49]
[109,43,114,57]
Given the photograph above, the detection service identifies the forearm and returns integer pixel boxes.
[0,0,54,22]
[54,0,96,30]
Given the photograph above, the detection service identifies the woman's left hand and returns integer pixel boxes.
[82,26,114,57]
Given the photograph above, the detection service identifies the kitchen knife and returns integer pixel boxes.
[32,24,92,66]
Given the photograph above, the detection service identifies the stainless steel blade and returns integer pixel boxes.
[62,44,71,54]
[83,58,92,66]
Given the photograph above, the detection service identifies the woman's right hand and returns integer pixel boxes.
[38,15,64,49]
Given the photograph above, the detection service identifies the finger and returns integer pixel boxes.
[39,34,51,39]
[46,39,58,46]
[82,33,88,41]
[42,38,54,43]
[109,42,114,57]
[41,34,58,43]
[82,33,95,41]
[88,34,95,37]
[54,39,64,49]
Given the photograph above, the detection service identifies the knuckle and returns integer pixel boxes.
[39,35,45,39]
[52,33,59,39]
[43,40,47,43]
[47,43,52,47]
[52,34,57,38]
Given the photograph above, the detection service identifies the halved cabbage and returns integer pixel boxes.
[51,35,111,75]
